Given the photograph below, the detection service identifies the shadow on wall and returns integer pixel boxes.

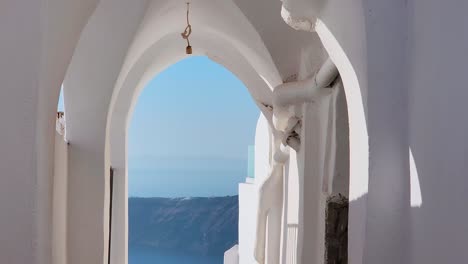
[343,142,424,264]
[315,2,460,262]
[408,138,467,263]
[345,148,423,264]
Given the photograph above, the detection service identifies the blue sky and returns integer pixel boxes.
[127,56,259,197]
[59,57,259,197]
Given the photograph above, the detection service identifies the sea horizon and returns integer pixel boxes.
[128,168,246,197]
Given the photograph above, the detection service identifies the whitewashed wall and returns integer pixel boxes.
[254,114,271,183]
[238,183,259,264]
[237,114,271,264]
[0,1,97,264]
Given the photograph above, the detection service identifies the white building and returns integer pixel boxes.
[1,0,467,264]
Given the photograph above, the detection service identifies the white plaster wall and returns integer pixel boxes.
[63,1,148,264]
[356,1,411,260]
[0,3,42,263]
[0,1,97,264]
[53,133,68,264]
[408,1,468,263]
[238,183,259,264]
[254,114,271,183]
[237,113,271,264]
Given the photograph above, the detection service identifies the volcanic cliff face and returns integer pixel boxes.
[129,196,238,256]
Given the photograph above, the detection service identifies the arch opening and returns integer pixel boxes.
[106,39,278,263]
[127,55,260,197]
[126,56,261,262]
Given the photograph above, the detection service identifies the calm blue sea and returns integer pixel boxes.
[129,246,222,264]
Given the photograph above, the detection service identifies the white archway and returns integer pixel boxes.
[106,43,278,264]
[104,2,283,263]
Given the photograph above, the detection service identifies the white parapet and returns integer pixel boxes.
[224,244,239,264]
[238,182,259,264]
[52,131,68,264]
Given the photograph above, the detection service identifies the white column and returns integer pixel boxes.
[299,90,334,264]
[52,133,69,264]
[110,129,128,264]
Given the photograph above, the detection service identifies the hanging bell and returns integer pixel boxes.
[186,45,192,54]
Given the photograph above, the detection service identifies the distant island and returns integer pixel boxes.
[129,196,239,256]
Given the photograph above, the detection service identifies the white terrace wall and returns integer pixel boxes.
[238,183,259,264]
[238,113,270,264]
[52,132,68,264]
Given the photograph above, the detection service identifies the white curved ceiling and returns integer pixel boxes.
[65,0,327,149]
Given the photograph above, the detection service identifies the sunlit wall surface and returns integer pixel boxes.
[247,145,255,178]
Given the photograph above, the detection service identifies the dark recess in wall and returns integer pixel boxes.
[325,194,348,264]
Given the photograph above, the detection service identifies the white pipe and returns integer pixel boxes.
[273,58,338,107]
[281,117,301,151]
[322,84,339,194]
[285,136,300,152]
[254,59,338,264]
[273,58,338,131]
[255,136,290,264]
